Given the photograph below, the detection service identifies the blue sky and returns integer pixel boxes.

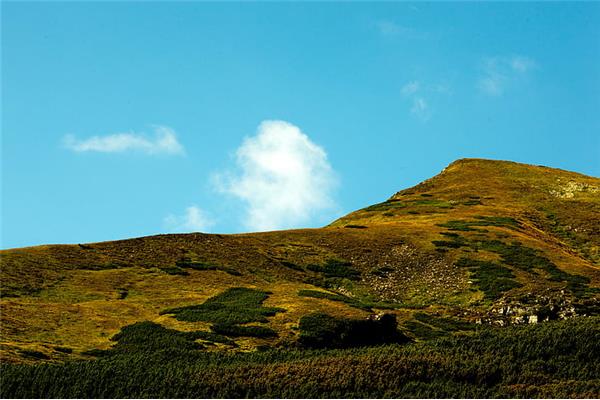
[2,2,599,249]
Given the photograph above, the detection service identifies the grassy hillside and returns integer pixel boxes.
[1,158,599,397]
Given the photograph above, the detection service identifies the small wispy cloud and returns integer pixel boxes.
[410,97,430,121]
[401,81,420,96]
[213,120,337,232]
[478,55,537,96]
[401,80,434,121]
[63,125,185,155]
[376,20,425,39]
[164,205,214,233]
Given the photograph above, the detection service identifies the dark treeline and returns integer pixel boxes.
[2,317,599,398]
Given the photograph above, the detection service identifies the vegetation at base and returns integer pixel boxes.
[4,318,599,398]
[160,287,284,325]
[306,259,361,280]
[456,257,522,300]
[298,312,409,349]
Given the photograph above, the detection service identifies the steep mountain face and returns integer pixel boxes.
[1,158,599,364]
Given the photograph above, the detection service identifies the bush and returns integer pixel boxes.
[437,216,520,232]
[298,289,371,310]
[18,350,49,360]
[160,287,284,325]
[54,346,73,354]
[159,267,189,276]
[456,257,522,300]
[298,312,409,349]
[212,324,277,338]
[306,259,361,280]
[176,259,241,276]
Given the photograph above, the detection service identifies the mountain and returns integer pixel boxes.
[1,158,599,398]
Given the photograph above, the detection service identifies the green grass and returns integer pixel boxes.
[432,227,594,298]
[409,199,454,208]
[84,321,236,356]
[306,259,361,281]
[298,289,402,311]
[298,289,371,310]
[176,260,241,276]
[403,320,448,340]
[160,287,285,325]
[438,216,520,232]
[211,324,277,338]
[363,200,405,212]
[456,257,522,300]
[413,313,477,332]
[159,266,190,276]
[472,239,593,297]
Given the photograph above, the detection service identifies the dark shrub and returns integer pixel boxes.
[306,259,361,280]
[212,324,277,338]
[298,312,409,349]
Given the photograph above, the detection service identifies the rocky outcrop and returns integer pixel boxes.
[477,290,600,326]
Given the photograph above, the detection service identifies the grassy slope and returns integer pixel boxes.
[1,158,599,364]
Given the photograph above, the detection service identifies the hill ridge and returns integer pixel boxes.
[1,157,599,365]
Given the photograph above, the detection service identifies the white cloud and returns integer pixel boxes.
[478,73,507,96]
[401,81,420,97]
[510,56,536,73]
[400,80,436,121]
[213,120,337,232]
[410,97,430,120]
[377,20,404,36]
[478,55,537,96]
[376,20,425,39]
[164,205,214,232]
[63,125,185,155]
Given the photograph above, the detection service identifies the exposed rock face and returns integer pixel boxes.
[550,179,599,199]
[476,290,600,326]
[364,244,467,303]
